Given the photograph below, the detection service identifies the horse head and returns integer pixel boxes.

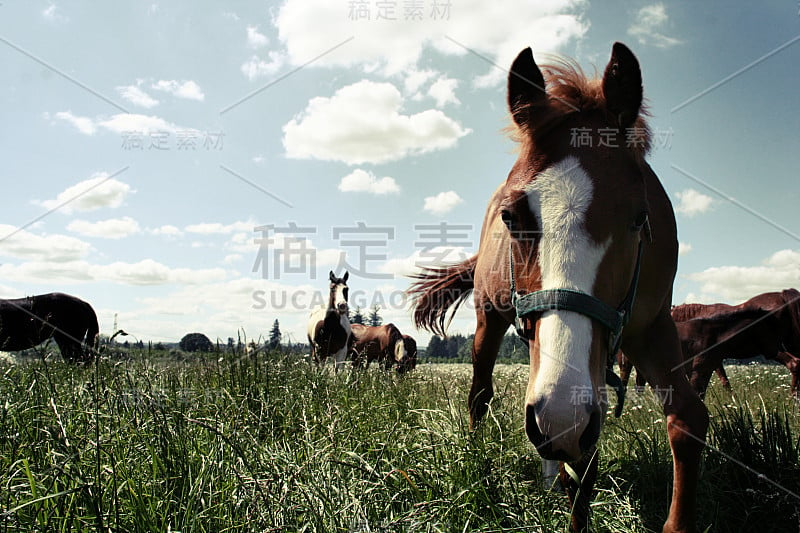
[502,43,651,461]
[328,270,350,316]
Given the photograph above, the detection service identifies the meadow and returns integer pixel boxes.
[1,351,799,533]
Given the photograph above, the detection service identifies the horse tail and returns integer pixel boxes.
[408,255,477,336]
[83,302,100,358]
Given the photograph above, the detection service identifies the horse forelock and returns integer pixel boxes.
[507,58,651,158]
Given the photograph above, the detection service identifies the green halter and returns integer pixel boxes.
[509,223,648,418]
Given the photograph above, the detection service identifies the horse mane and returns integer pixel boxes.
[384,323,403,345]
[507,58,652,158]
[671,303,715,322]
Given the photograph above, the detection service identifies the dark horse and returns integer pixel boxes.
[350,322,413,372]
[307,271,351,368]
[0,292,99,362]
[673,307,799,399]
[410,43,707,532]
[620,290,800,397]
[401,334,418,373]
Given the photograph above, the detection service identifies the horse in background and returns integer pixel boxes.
[410,43,707,532]
[350,323,413,372]
[400,334,418,373]
[307,271,351,368]
[621,291,800,397]
[675,307,800,399]
[0,293,99,362]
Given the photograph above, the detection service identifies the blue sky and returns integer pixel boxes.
[1,1,798,345]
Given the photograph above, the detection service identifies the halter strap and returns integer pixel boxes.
[508,230,647,418]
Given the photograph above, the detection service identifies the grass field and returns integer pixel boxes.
[1,352,799,532]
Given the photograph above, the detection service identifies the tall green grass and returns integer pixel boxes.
[1,354,798,532]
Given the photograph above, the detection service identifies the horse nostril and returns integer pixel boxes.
[525,402,551,453]
[579,410,602,453]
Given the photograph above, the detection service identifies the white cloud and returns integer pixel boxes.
[54,111,188,135]
[675,189,713,217]
[54,111,96,135]
[283,80,470,165]
[241,51,285,80]
[93,259,226,285]
[275,0,587,83]
[151,80,205,101]
[150,225,184,237]
[428,77,460,107]
[67,217,141,239]
[38,173,133,213]
[628,3,682,48]
[687,249,800,303]
[404,69,437,95]
[678,242,692,256]
[98,113,182,134]
[338,169,400,195]
[0,225,90,262]
[42,3,68,22]
[0,259,227,286]
[424,191,463,215]
[246,25,269,48]
[116,85,159,108]
[184,221,255,235]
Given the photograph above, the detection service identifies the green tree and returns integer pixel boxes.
[350,306,365,325]
[179,332,213,353]
[426,335,445,358]
[368,305,383,327]
[268,319,282,349]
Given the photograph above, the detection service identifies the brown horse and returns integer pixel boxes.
[307,271,351,368]
[619,291,800,396]
[672,308,795,398]
[673,293,800,398]
[409,43,708,532]
[350,323,412,372]
[0,292,99,362]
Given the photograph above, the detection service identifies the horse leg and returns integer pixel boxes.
[634,368,646,394]
[625,313,709,533]
[333,345,348,371]
[559,446,599,533]
[617,352,632,389]
[687,357,716,401]
[468,306,508,429]
[714,365,731,390]
[775,351,800,398]
[54,333,80,363]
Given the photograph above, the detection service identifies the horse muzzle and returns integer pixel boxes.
[525,400,602,462]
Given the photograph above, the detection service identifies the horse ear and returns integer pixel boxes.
[602,42,643,128]
[343,271,349,283]
[507,47,547,128]
[329,270,336,283]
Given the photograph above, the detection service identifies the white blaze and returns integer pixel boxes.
[525,156,609,446]
[394,339,407,363]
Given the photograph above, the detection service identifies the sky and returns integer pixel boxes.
[0,1,798,346]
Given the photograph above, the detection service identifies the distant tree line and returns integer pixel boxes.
[349,304,383,326]
[424,333,529,363]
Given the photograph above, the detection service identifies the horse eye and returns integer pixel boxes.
[501,209,514,230]
[632,211,649,231]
